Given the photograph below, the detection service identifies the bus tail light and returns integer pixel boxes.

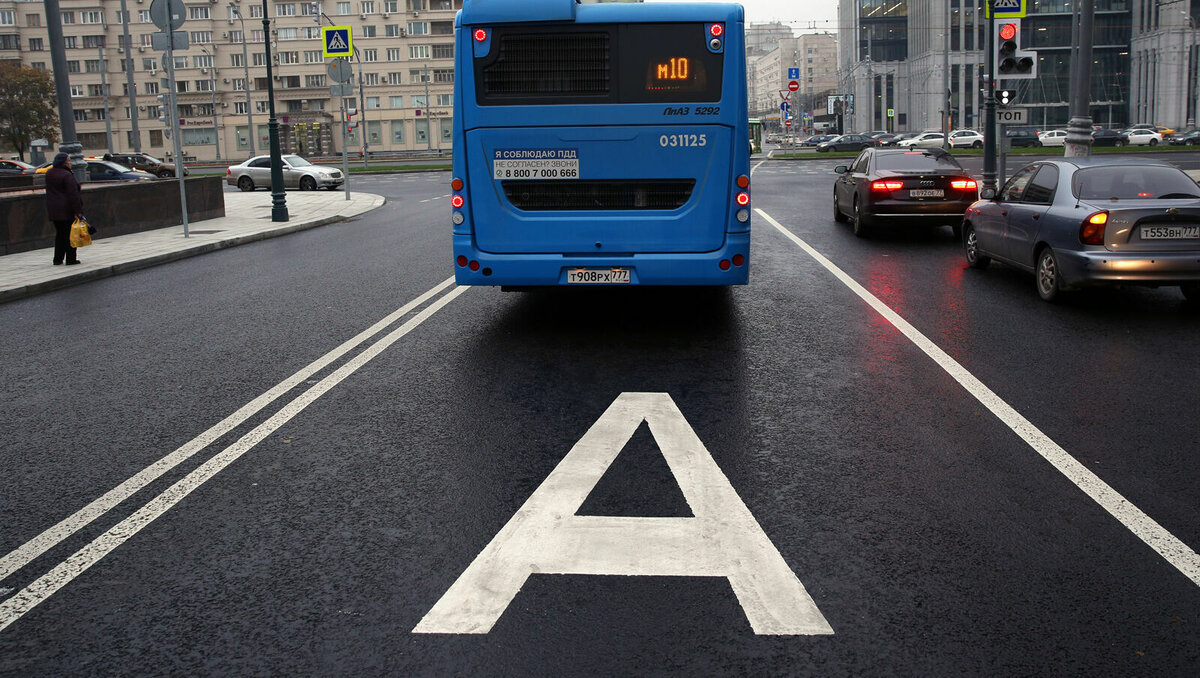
[736,191,750,206]
[871,180,903,192]
[1080,211,1108,245]
[457,255,468,267]
[473,28,487,42]
[736,174,749,188]
[719,259,731,270]
[451,195,464,208]
[732,254,745,266]
[451,177,463,191]
[709,23,723,37]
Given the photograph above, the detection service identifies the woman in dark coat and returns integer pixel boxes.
[45,152,83,265]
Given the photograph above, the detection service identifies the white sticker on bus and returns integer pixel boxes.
[493,148,580,180]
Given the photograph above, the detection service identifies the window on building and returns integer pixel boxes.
[387,47,402,61]
[194,54,214,68]
[305,74,326,87]
[431,0,453,10]
[410,44,430,59]
[408,0,427,10]
[385,0,399,12]
[301,2,318,15]
[145,81,159,94]
[231,53,244,67]
[302,26,321,39]
[31,62,46,70]
[229,30,244,43]
[182,128,216,146]
[173,56,188,69]
[363,48,378,61]
[139,10,152,23]
[431,20,452,35]
[251,30,265,43]
[140,34,153,46]
[70,85,84,97]
[81,10,102,24]
[432,43,452,59]
[408,21,428,35]
[74,110,88,121]
[410,70,427,84]
[249,4,263,17]
[386,24,402,37]
[233,78,246,91]
[61,11,75,25]
[362,72,379,85]
[388,72,404,85]
[188,7,210,20]
[366,96,380,109]
[415,118,429,144]
[305,50,322,63]
[88,84,107,96]
[82,35,104,48]
[196,80,213,92]
[391,119,405,142]
[279,51,299,64]
[337,2,352,15]
[361,25,376,37]
[143,58,158,70]
[26,13,41,27]
[190,31,212,44]
[253,52,266,66]
[436,93,452,106]
[235,101,248,114]
[175,81,189,93]
[29,37,44,51]
[85,59,103,73]
[276,3,296,16]
[256,101,270,112]
[150,129,164,147]
[277,27,298,40]
[63,36,77,48]
[432,68,452,83]
[361,1,376,13]
[390,95,404,107]
[412,94,427,107]
[66,61,80,73]
[79,132,107,148]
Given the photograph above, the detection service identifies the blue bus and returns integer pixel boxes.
[450,0,751,286]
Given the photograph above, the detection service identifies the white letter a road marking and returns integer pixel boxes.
[413,392,833,636]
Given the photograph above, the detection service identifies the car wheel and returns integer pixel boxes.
[852,196,871,238]
[157,170,172,178]
[300,175,317,191]
[1149,138,1159,146]
[237,175,255,192]
[1116,140,1126,147]
[833,190,848,223]
[1035,247,1064,302]
[972,140,983,149]
[964,224,990,269]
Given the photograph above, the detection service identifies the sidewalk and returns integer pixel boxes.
[0,190,386,304]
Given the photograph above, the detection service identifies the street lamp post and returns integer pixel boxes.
[119,0,141,153]
[262,0,289,221]
[99,46,113,154]
[230,4,255,156]
[43,0,86,182]
[198,44,220,161]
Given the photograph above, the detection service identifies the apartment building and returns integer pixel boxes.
[0,0,461,162]
[748,29,837,131]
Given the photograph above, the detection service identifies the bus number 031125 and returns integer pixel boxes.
[660,134,708,147]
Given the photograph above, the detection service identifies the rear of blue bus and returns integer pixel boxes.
[450,0,750,286]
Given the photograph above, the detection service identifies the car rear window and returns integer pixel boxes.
[874,152,963,171]
[1073,166,1200,200]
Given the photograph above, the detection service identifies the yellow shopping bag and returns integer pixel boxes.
[68,216,92,248]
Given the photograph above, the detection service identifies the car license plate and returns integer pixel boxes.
[567,268,631,284]
[1142,225,1200,239]
[909,189,944,198]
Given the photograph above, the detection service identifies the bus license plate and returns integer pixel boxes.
[910,189,944,198]
[1142,225,1200,239]
[568,268,631,284]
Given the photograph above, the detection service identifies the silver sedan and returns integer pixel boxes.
[225,154,344,191]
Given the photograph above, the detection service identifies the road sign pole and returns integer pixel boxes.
[341,89,350,201]
[983,0,997,193]
[151,0,191,237]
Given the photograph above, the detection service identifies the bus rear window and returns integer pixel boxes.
[476,23,723,105]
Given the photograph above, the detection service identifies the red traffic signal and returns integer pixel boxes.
[999,23,1017,41]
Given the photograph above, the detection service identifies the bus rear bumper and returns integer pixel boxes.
[452,233,750,286]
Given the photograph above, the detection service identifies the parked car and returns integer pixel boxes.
[832,147,979,238]
[882,132,920,147]
[1123,128,1163,146]
[1167,129,1200,145]
[1037,130,1069,147]
[226,154,345,191]
[871,133,901,146]
[799,135,834,147]
[897,131,945,148]
[962,158,1200,302]
[815,134,876,153]
[0,159,36,175]
[948,129,985,149]
[1129,124,1175,138]
[110,152,188,178]
[1006,128,1042,148]
[84,159,155,182]
[1090,128,1127,147]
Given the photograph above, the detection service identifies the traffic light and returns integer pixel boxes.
[995,19,1037,80]
[998,89,1014,106]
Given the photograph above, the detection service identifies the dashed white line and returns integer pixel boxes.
[756,208,1200,588]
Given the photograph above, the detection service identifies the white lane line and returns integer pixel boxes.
[756,208,1200,587]
[0,277,457,584]
[751,159,768,176]
[419,198,431,203]
[0,284,470,633]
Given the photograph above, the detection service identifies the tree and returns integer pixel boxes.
[0,63,60,162]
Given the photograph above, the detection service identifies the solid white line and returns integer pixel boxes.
[0,276,457,584]
[756,208,1200,587]
[751,159,768,176]
[0,284,470,633]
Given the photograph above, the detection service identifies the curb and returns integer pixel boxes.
[0,201,383,305]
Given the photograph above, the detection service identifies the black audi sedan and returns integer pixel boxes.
[1090,128,1127,147]
[833,148,979,237]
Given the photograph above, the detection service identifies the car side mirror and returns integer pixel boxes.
[981,187,997,200]
[834,165,848,174]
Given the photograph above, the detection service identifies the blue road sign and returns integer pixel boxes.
[788,67,800,80]
[322,26,353,58]
[780,101,791,114]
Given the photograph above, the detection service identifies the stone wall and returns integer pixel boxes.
[0,177,225,255]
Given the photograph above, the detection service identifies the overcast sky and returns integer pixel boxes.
[656,0,840,33]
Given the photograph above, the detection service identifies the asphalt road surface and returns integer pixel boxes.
[2,164,1198,675]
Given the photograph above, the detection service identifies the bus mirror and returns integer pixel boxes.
[834,165,848,174]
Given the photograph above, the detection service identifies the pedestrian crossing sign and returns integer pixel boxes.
[322,26,353,58]
[987,0,1026,19]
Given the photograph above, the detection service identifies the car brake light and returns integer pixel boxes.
[950,179,978,190]
[1080,211,1108,245]
[871,180,903,191]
